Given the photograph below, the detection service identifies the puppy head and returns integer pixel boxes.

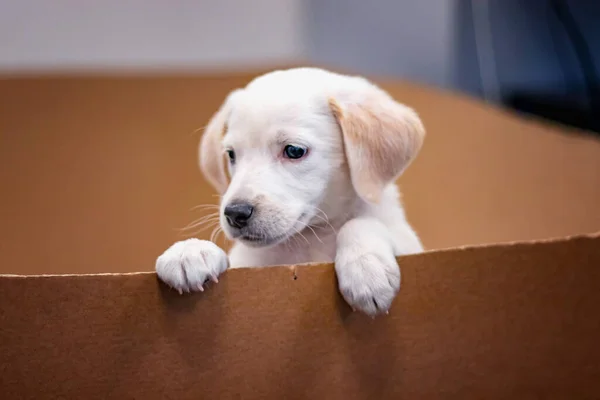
[199,68,424,247]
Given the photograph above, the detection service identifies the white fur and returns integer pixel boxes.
[156,68,424,316]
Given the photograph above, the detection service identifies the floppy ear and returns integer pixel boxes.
[198,89,241,194]
[328,86,425,203]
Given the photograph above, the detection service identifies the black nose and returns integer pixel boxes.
[224,202,254,229]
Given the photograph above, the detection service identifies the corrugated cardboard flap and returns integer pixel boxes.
[2,234,599,399]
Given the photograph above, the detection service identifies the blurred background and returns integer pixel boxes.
[1,0,598,133]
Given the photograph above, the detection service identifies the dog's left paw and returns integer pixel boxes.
[335,252,400,316]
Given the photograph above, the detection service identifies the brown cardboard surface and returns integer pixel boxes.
[1,70,599,274]
[1,234,600,399]
[1,70,600,398]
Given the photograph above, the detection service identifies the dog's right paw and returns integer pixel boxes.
[155,238,228,294]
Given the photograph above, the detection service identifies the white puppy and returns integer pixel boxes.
[156,67,425,316]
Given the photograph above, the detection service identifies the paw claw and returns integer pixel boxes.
[335,252,400,317]
[155,239,228,295]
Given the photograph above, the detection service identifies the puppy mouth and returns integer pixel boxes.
[238,233,287,247]
[236,212,309,248]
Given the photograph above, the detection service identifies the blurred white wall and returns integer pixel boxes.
[0,0,463,90]
[306,0,457,89]
[0,0,305,72]
[1,0,592,104]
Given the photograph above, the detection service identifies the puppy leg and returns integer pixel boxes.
[335,218,403,316]
[156,239,228,294]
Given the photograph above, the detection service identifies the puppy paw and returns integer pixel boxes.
[155,239,228,294]
[335,252,400,316]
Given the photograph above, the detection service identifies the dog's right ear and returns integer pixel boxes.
[199,89,242,194]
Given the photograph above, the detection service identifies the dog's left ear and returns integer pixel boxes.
[329,85,425,203]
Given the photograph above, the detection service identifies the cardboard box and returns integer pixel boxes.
[1,70,599,399]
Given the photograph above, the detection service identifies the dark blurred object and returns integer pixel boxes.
[506,91,600,133]
[504,0,600,134]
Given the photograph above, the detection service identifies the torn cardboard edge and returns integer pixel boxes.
[2,230,598,279]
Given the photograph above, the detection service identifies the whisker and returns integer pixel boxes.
[311,214,337,233]
[293,204,338,234]
[215,229,232,248]
[182,214,220,226]
[305,224,323,244]
[290,224,310,245]
[179,222,221,238]
[287,233,301,253]
[210,226,223,243]
[314,209,337,234]
[179,215,220,231]
[189,204,220,212]
[283,235,293,253]
[190,124,208,137]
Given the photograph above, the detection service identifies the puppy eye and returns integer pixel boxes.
[283,144,307,160]
[226,149,236,163]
